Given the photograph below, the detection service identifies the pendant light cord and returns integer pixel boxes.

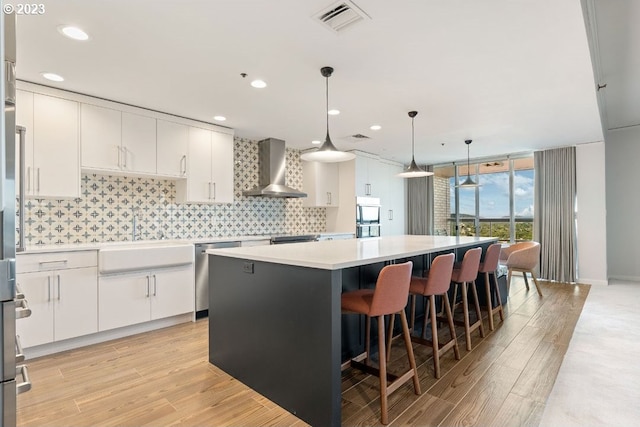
[325,75,330,137]
[411,116,415,158]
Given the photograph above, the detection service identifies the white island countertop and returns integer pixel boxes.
[207,235,497,270]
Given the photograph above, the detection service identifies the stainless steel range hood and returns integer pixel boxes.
[243,138,307,198]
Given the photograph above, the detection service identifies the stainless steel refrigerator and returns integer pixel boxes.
[2,11,31,427]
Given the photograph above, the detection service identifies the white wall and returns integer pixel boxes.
[605,126,640,281]
[576,142,608,285]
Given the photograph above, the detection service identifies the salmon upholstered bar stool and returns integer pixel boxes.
[500,241,542,296]
[341,261,421,425]
[409,253,460,379]
[450,247,485,351]
[478,243,505,331]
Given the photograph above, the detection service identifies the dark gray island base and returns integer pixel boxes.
[208,236,496,427]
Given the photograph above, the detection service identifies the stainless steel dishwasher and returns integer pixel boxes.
[195,241,241,317]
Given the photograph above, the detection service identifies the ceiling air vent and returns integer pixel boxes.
[313,1,371,33]
[342,133,371,143]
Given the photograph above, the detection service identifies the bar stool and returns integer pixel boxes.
[341,261,421,425]
[478,243,505,331]
[450,247,485,351]
[408,253,460,378]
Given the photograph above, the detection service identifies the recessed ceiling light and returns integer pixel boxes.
[251,80,267,88]
[41,72,64,82]
[328,109,340,115]
[370,125,381,131]
[59,25,89,41]
[311,140,322,145]
[213,116,226,122]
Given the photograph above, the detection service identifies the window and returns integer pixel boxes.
[433,156,534,242]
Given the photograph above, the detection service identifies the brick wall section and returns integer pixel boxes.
[433,176,450,235]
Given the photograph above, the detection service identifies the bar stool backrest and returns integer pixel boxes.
[455,247,482,283]
[479,243,502,273]
[369,261,413,317]
[424,253,455,295]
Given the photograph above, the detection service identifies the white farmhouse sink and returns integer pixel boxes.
[99,242,194,274]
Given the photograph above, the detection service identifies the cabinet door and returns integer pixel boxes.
[303,161,339,207]
[54,267,98,341]
[150,265,194,320]
[178,127,212,203]
[157,120,188,177]
[33,94,80,198]
[81,103,122,171]
[122,112,156,175]
[210,131,234,203]
[16,271,54,347]
[16,90,34,196]
[99,272,151,331]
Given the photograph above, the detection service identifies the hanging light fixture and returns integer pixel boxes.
[397,111,433,178]
[300,67,356,163]
[458,139,480,188]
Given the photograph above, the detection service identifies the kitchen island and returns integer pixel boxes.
[207,235,496,427]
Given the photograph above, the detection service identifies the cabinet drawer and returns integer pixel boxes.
[17,251,98,273]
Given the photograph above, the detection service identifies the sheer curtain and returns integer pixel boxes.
[407,166,434,235]
[534,146,577,282]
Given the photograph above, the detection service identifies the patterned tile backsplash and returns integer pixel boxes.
[22,137,326,245]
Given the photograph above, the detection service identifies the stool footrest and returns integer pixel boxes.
[411,335,457,354]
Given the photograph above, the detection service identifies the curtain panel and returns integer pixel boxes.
[407,166,434,235]
[534,146,577,282]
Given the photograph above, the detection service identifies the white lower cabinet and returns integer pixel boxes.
[99,264,194,331]
[16,254,98,348]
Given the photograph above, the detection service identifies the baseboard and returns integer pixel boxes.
[23,313,194,359]
[608,275,640,283]
[576,278,609,286]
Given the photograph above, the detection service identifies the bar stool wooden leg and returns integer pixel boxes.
[386,313,395,363]
[470,280,485,338]
[461,281,472,351]
[442,294,460,360]
[410,294,417,331]
[485,271,495,331]
[400,310,421,394]
[428,295,440,378]
[530,270,543,296]
[378,315,388,425]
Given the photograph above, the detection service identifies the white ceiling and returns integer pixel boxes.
[15,0,605,165]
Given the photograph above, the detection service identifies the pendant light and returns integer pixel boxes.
[300,67,356,163]
[458,139,480,188]
[397,111,433,178]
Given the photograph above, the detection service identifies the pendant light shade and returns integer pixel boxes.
[458,139,480,188]
[300,67,355,163]
[397,111,433,178]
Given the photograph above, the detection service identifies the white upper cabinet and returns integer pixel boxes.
[355,154,380,197]
[156,120,188,178]
[176,127,234,204]
[81,103,122,171]
[16,90,80,199]
[122,112,156,175]
[379,161,406,236]
[302,161,339,207]
[210,131,234,203]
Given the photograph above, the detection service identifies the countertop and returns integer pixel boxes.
[206,235,496,270]
[17,232,355,254]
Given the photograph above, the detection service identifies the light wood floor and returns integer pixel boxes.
[17,276,589,427]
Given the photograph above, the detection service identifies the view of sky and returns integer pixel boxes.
[450,169,534,218]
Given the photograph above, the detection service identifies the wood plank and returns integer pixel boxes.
[390,393,454,426]
[488,392,545,427]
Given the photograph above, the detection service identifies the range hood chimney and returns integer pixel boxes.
[243,138,307,198]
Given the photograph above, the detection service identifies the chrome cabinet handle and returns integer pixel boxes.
[213,183,216,200]
[180,155,187,176]
[122,146,127,168]
[327,192,331,205]
[208,182,212,199]
[26,166,31,193]
[47,275,51,301]
[38,260,68,266]
[15,299,31,319]
[16,365,32,394]
[57,274,61,300]
[146,275,150,297]
[117,145,121,168]
[36,168,40,192]
[15,335,25,363]
[153,274,157,296]
[16,283,24,300]
[388,209,393,220]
